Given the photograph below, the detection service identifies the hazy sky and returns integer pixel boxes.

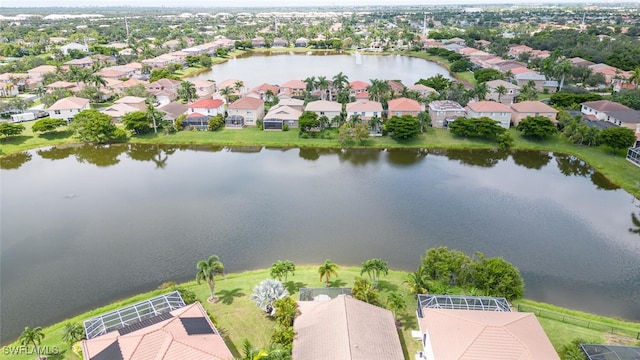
[2,0,637,9]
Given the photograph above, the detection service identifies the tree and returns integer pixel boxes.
[385,115,420,140]
[516,116,558,139]
[474,82,488,101]
[178,81,197,103]
[386,292,406,320]
[123,83,152,99]
[196,254,225,302]
[449,117,505,140]
[473,254,524,300]
[317,76,329,100]
[629,66,640,89]
[123,111,152,135]
[0,122,25,138]
[69,110,126,144]
[273,296,300,326]
[351,277,381,306]
[298,111,320,134]
[234,80,245,94]
[555,59,573,92]
[19,326,45,360]
[303,76,316,93]
[219,86,233,104]
[494,85,507,103]
[62,322,85,344]
[240,339,269,360]
[611,89,640,110]
[474,68,504,83]
[415,74,452,92]
[417,111,431,133]
[332,71,349,91]
[251,278,289,315]
[146,103,165,134]
[360,258,389,288]
[270,260,296,283]
[318,259,339,287]
[31,118,67,133]
[404,265,429,294]
[421,247,471,284]
[599,127,636,153]
[367,79,390,103]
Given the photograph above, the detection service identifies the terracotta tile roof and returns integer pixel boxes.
[217,79,244,89]
[114,79,147,89]
[582,100,630,112]
[418,309,559,360]
[293,295,404,360]
[388,97,422,112]
[189,98,225,109]
[47,96,90,111]
[148,78,181,88]
[387,80,404,92]
[305,100,342,112]
[187,112,206,118]
[509,66,535,75]
[280,79,306,89]
[467,101,513,113]
[264,105,302,120]
[248,83,279,94]
[82,302,233,360]
[354,91,369,99]
[346,100,383,112]
[486,79,519,89]
[511,101,558,114]
[349,80,369,90]
[47,81,76,89]
[228,97,264,110]
[115,96,146,105]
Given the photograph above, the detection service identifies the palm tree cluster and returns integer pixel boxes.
[317,259,339,287]
[270,260,296,283]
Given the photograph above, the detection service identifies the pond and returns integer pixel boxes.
[1,145,639,344]
[186,52,453,88]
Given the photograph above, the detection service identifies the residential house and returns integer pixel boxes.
[588,63,629,85]
[60,42,88,55]
[248,83,280,101]
[148,78,180,104]
[511,101,559,126]
[387,97,424,118]
[158,101,187,123]
[47,81,79,93]
[507,44,533,58]
[142,55,173,69]
[485,79,520,105]
[407,84,438,98]
[279,79,306,97]
[295,38,309,47]
[345,100,383,121]
[442,37,466,46]
[416,294,559,360]
[100,103,141,120]
[272,37,288,47]
[0,81,19,96]
[251,36,266,48]
[493,60,528,73]
[475,39,491,50]
[81,293,233,360]
[188,98,225,117]
[581,100,640,133]
[278,98,305,112]
[354,91,370,102]
[515,72,547,90]
[293,295,404,360]
[305,100,342,119]
[47,96,90,123]
[428,100,466,128]
[27,65,57,79]
[115,96,147,111]
[349,80,369,97]
[569,57,595,67]
[190,80,216,99]
[387,80,405,95]
[227,97,265,127]
[113,78,148,94]
[64,56,93,68]
[466,101,514,129]
[95,66,136,80]
[263,105,302,130]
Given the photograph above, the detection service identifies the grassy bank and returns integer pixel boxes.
[3,125,639,198]
[405,51,476,86]
[1,266,638,360]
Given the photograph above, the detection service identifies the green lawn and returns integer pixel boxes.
[1,266,638,360]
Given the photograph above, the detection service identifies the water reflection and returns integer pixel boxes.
[511,150,552,170]
[555,154,591,177]
[386,148,429,167]
[0,152,32,169]
[338,148,381,166]
[37,146,75,161]
[438,149,509,168]
[590,172,619,191]
[127,144,176,169]
[299,148,339,161]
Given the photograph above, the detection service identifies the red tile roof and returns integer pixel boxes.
[388,97,422,112]
[228,97,264,110]
[349,80,369,90]
[511,101,558,113]
[189,98,224,109]
[467,101,513,113]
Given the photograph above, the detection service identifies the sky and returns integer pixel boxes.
[1,0,637,9]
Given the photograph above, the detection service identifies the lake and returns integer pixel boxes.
[1,144,639,344]
[186,52,453,88]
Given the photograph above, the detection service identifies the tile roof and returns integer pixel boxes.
[47,96,90,111]
[346,100,383,112]
[264,105,302,120]
[388,97,422,112]
[279,79,306,89]
[82,302,233,360]
[228,97,264,110]
[248,83,279,94]
[158,102,188,119]
[189,98,225,109]
[467,101,513,113]
[418,309,559,360]
[429,100,464,111]
[115,96,146,104]
[407,84,437,93]
[511,101,558,113]
[349,80,369,90]
[305,100,342,112]
[217,79,244,89]
[293,295,404,360]
[582,100,631,112]
[486,79,519,89]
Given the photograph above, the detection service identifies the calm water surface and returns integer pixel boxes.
[187,52,453,88]
[1,145,639,343]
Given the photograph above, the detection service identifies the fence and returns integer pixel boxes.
[517,304,640,340]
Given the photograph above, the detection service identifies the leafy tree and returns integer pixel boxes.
[150,69,179,82]
[271,325,295,353]
[473,254,524,300]
[473,82,488,101]
[338,123,369,145]
[273,296,300,327]
[474,68,504,83]
[69,110,126,144]
[416,74,452,92]
[404,265,429,294]
[386,292,406,319]
[360,258,389,288]
[196,254,225,301]
[385,115,420,140]
[251,279,289,315]
[449,117,505,140]
[31,118,67,133]
[517,116,558,139]
[123,111,152,135]
[298,111,320,134]
[19,326,45,360]
[422,247,471,284]
[178,81,197,103]
[417,111,431,133]
[498,132,515,150]
[351,277,381,306]
[0,122,25,138]
[450,58,472,72]
[549,93,602,109]
[558,338,588,360]
[318,259,339,287]
[599,127,636,153]
[270,260,296,283]
[611,89,640,110]
[62,322,85,344]
[123,84,152,99]
[208,114,225,131]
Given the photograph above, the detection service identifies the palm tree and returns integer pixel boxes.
[251,279,289,315]
[196,254,225,302]
[19,326,45,360]
[91,74,107,89]
[270,260,296,283]
[495,85,507,103]
[368,116,382,133]
[349,113,362,124]
[404,265,429,294]
[234,80,245,95]
[332,71,349,91]
[386,292,407,319]
[351,277,380,305]
[303,76,316,94]
[62,322,85,344]
[178,81,197,103]
[474,82,488,100]
[317,76,329,100]
[555,59,573,92]
[146,103,164,134]
[318,259,339,287]
[629,66,640,89]
[417,111,431,133]
[240,339,269,360]
[367,79,391,103]
[220,86,233,104]
[360,258,389,288]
